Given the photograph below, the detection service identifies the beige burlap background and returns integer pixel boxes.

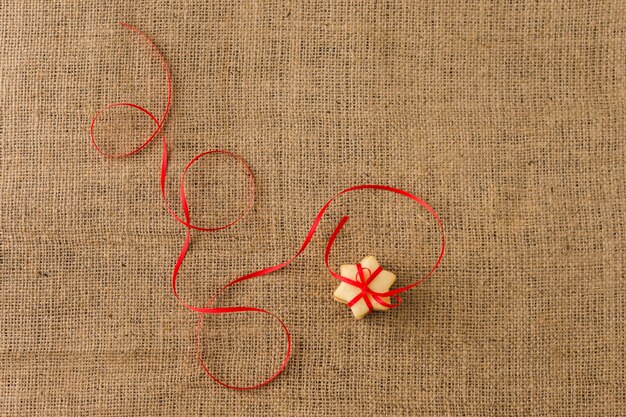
[1,1,625,416]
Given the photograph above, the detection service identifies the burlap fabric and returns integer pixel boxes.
[1,1,624,416]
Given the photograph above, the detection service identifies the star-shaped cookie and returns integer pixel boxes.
[333,256,396,319]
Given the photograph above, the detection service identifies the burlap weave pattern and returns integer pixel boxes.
[1,1,624,416]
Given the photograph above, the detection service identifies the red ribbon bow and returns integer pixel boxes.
[344,265,387,312]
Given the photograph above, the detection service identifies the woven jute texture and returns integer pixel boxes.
[1,1,625,416]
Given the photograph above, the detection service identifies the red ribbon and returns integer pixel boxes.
[90,23,445,390]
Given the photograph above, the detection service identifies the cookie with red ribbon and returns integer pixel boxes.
[333,256,397,319]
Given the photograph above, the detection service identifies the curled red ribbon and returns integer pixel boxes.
[90,23,445,390]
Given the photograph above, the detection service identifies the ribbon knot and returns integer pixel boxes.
[346,264,386,312]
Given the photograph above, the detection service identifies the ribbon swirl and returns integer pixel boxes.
[90,23,445,390]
